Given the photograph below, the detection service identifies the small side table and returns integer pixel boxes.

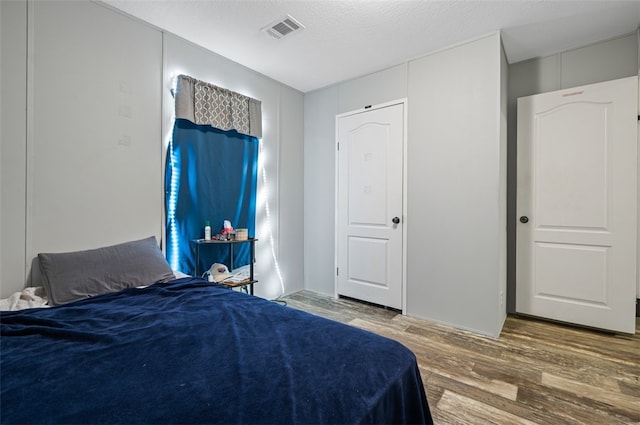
[192,238,257,295]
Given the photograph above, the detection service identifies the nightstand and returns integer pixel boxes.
[192,238,257,295]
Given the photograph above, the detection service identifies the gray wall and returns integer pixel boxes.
[0,0,304,299]
[407,33,506,336]
[2,0,163,294]
[29,1,163,277]
[506,32,639,312]
[303,86,338,295]
[1,1,28,298]
[304,33,507,337]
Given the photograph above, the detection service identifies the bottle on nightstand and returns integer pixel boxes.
[204,220,212,241]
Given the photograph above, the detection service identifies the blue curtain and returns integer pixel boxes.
[165,118,258,276]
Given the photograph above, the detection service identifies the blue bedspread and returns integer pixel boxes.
[1,278,432,424]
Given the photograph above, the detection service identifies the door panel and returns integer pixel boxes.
[534,243,608,304]
[337,103,404,309]
[535,103,609,229]
[348,128,388,225]
[517,76,637,334]
[347,237,389,287]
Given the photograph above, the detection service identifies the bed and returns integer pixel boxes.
[1,237,433,424]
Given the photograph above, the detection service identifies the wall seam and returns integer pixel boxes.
[0,0,3,292]
[24,0,34,285]
[160,31,166,252]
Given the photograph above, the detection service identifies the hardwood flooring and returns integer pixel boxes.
[280,291,640,425]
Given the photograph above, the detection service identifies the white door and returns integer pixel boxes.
[336,102,404,309]
[516,76,638,334]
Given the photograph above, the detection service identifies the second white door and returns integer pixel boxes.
[336,102,404,309]
[516,76,638,334]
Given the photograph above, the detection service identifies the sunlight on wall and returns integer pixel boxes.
[258,139,285,298]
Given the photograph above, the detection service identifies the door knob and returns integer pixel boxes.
[392,217,400,224]
[520,216,529,224]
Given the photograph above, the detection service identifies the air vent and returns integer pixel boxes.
[262,15,305,39]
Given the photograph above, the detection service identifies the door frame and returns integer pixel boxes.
[334,99,409,314]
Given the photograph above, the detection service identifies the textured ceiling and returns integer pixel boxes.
[100,0,640,93]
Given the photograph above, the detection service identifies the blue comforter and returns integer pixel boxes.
[1,278,432,424]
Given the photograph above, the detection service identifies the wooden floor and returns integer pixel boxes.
[280,291,640,425]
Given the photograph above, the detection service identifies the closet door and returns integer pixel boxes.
[516,76,637,334]
[336,102,404,310]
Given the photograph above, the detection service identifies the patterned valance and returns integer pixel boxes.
[174,74,262,138]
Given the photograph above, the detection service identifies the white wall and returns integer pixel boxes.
[29,1,163,282]
[304,34,507,336]
[0,0,2,297]
[277,85,305,297]
[1,0,164,295]
[507,32,639,311]
[0,0,27,298]
[303,86,338,295]
[337,64,408,114]
[0,1,304,299]
[407,33,505,337]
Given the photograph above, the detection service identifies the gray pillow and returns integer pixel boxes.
[38,236,175,306]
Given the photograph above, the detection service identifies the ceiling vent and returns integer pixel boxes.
[262,15,305,39]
